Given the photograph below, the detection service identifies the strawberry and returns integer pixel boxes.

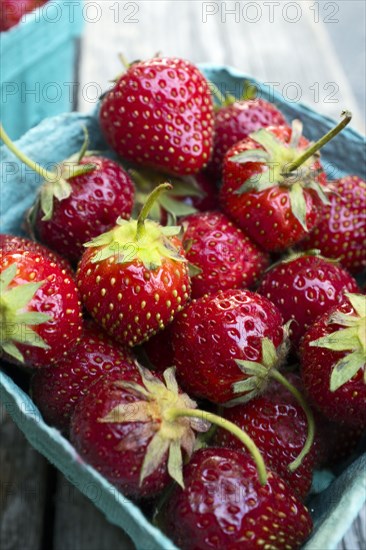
[171,288,316,469]
[220,113,352,251]
[299,175,366,274]
[181,210,269,299]
[257,252,359,347]
[0,125,135,263]
[130,168,218,224]
[0,249,82,368]
[99,57,214,176]
[0,0,47,31]
[0,233,73,279]
[301,292,366,428]
[171,288,285,404]
[76,184,191,347]
[70,366,267,499]
[213,376,318,499]
[31,322,138,433]
[207,85,287,179]
[156,448,313,550]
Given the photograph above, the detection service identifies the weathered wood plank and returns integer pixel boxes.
[338,506,366,550]
[53,474,135,550]
[0,408,48,550]
[78,0,363,130]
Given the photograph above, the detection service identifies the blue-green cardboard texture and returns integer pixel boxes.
[1,0,84,140]
[0,65,365,550]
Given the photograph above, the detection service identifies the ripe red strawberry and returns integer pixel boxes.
[156,448,313,550]
[213,377,318,499]
[0,249,82,368]
[0,125,135,263]
[76,184,191,347]
[299,175,366,274]
[207,89,287,179]
[258,252,359,347]
[70,366,266,499]
[181,211,269,298]
[220,113,352,251]
[301,292,366,428]
[171,288,285,404]
[31,323,138,433]
[0,233,73,279]
[130,168,218,224]
[99,57,214,176]
[0,0,47,31]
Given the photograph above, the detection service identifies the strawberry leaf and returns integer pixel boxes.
[330,351,365,391]
[167,439,184,488]
[140,433,170,484]
[289,182,308,230]
[346,293,366,318]
[310,326,360,352]
[2,341,24,363]
[0,264,17,289]
[230,149,270,164]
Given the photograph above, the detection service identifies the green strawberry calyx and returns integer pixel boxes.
[84,183,188,270]
[231,111,352,230]
[130,168,203,224]
[0,264,52,363]
[310,293,366,392]
[99,365,268,486]
[0,124,96,222]
[230,332,315,472]
[210,79,257,109]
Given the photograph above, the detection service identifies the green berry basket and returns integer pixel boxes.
[0,0,84,140]
[0,64,365,550]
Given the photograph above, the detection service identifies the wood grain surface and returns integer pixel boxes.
[1,1,365,549]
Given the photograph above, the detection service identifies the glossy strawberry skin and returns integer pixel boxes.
[182,211,269,299]
[159,448,313,550]
[220,126,327,252]
[208,99,287,179]
[0,250,82,368]
[301,300,366,428]
[34,156,134,264]
[99,57,214,176]
[76,237,191,347]
[0,0,47,31]
[171,289,284,404]
[0,234,73,279]
[213,378,317,499]
[31,323,138,433]
[70,371,171,500]
[258,255,359,347]
[299,175,366,274]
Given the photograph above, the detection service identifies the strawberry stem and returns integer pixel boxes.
[78,126,90,163]
[166,408,268,485]
[0,124,56,182]
[284,111,352,174]
[136,183,172,240]
[118,53,130,70]
[269,369,315,472]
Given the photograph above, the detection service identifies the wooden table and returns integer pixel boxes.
[1,2,365,549]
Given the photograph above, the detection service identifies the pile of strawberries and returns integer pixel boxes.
[1,56,365,550]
